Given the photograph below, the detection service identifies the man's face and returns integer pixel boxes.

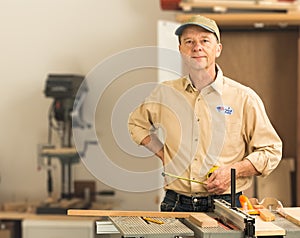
[179,25,222,72]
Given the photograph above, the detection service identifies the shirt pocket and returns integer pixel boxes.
[225,120,243,152]
[226,121,242,136]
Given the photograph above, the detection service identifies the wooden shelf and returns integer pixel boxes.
[176,12,300,26]
[179,0,299,13]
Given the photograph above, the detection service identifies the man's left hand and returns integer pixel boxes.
[204,166,231,194]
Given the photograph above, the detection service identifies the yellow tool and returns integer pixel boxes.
[142,217,164,224]
[162,172,207,185]
[206,166,219,179]
[162,166,219,184]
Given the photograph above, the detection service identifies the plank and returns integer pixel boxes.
[68,209,198,218]
[189,213,218,227]
[255,217,286,236]
[259,209,275,222]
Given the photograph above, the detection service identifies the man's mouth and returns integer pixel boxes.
[191,56,206,62]
[192,55,205,59]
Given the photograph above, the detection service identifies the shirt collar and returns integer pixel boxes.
[183,64,224,95]
[183,76,197,92]
[210,65,224,95]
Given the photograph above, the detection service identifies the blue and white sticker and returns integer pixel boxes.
[216,105,233,115]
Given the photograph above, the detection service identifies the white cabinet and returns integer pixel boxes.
[22,219,94,238]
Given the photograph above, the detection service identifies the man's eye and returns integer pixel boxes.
[185,40,193,45]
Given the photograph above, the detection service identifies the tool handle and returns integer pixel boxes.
[239,195,254,210]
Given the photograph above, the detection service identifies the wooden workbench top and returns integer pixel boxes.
[0,211,97,221]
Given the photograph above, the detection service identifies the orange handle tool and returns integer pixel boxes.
[239,194,254,210]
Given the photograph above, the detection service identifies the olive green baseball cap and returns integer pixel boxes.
[175,15,220,42]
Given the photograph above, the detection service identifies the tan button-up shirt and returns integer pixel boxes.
[128,67,282,196]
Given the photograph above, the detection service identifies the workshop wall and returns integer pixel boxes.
[0,0,175,211]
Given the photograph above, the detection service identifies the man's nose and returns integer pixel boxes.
[193,42,203,52]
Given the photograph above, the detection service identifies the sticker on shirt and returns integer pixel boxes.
[216,105,233,115]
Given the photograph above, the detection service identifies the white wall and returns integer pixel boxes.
[0,0,176,210]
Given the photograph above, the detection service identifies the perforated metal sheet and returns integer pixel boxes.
[109,216,194,238]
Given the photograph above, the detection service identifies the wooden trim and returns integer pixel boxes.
[176,13,300,26]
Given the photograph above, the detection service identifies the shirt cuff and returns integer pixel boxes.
[245,151,281,177]
[129,126,150,145]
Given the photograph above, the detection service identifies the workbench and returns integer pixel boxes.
[0,212,98,238]
[68,208,300,238]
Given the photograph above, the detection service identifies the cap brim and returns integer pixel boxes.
[175,23,215,36]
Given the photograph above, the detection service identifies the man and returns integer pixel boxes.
[128,15,282,212]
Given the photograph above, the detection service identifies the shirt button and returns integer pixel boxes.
[193,198,198,203]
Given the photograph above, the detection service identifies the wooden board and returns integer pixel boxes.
[277,207,300,226]
[189,213,218,227]
[255,217,286,236]
[259,209,276,222]
[68,209,199,218]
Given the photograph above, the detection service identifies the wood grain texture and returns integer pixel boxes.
[259,209,275,222]
[255,217,286,236]
[68,209,197,218]
[189,213,218,227]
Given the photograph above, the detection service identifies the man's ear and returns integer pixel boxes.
[215,43,222,58]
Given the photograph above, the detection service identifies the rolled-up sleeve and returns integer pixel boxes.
[244,91,282,177]
[128,105,153,145]
[128,85,162,145]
